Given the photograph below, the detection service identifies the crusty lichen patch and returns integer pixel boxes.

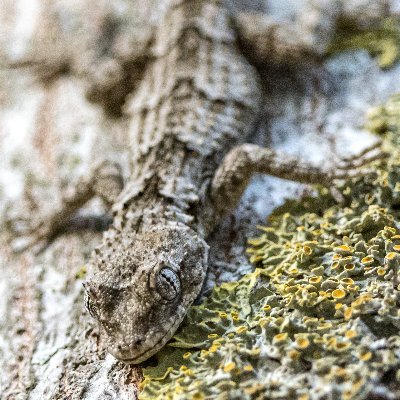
[367,93,400,139]
[139,93,400,400]
[328,17,400,68]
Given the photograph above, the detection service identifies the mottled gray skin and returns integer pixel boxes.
[13,0,392,364]
[84,0,263,363]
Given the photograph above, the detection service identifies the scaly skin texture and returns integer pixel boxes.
[85,0,263,363]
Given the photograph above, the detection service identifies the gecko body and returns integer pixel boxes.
[85,0,263,363]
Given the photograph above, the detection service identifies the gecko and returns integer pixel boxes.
[13,0,393,364]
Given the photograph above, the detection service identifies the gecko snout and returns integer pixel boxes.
[117,338,143,351]
[109,337,146,362]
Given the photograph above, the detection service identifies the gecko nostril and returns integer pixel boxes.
[134,338,143,347]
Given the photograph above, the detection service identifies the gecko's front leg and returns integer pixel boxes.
[10,161,123,253]
[211,142,387,213]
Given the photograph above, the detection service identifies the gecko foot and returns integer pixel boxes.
[8,212,113,254]
[332,141,389,180]
[8,218,61,254]
[7,160,123,254]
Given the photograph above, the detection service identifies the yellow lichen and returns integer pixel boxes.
[359,351,373,361]
[361,256,375,265]
[335,245,353,253]
[318,322,333,330]
[223,362,236,373]
[258,318,269,328]
[344,308,353,320]
[303,245,313,255]
[344,263,355,271]
[288,350,301,360]
[352,294,372,307]
[295,336,310,349]
[243,384,265,395]
[345,330,357,339]
[200,350,209,358]
[208,333,219,339]
[335,342,352,352]
[273,332,289,343]
[332,289,346,299]
[340,278,355,285]
[386,252,397,260]
[209,344,221,353]
[236,326,248,334]
[377,267,387,276]
[183,368,194,376]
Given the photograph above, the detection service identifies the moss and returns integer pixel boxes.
[140,94,400,399]
[328,17,400,69]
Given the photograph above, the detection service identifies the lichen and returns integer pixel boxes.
[367,93,400,139]
[328,17,400,69]
[140,93,400,400]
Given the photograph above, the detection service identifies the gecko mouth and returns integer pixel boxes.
[111,317,182,364]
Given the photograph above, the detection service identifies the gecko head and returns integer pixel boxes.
[84,224,209,364]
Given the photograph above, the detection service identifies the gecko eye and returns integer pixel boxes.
[156,268,181,300]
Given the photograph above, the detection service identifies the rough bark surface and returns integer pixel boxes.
[1,1,399,399]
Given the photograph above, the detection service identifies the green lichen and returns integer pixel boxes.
[367,93,400,140]
[140,94,400,400]
[328,17,400,69]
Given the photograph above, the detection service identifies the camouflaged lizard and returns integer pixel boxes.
[16,0,393,364]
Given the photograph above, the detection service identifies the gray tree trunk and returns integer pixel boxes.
[1,1,399,399]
